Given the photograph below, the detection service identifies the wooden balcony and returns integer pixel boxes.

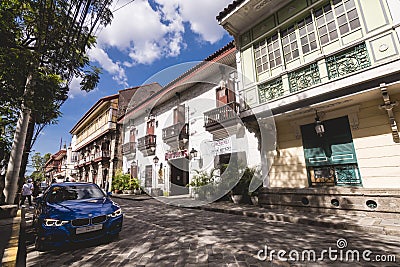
[204,102,240,132]
[122,142,136,155]
[93,150,110,162]
[137,134,156,155]
[162,123,189,146]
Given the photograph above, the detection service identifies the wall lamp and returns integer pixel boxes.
[153,156,159,164]
[314,110,325,137]
[190,148,203,168]
[189,148,198,159]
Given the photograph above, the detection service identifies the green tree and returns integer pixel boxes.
[29,152,51,182]
[1,0,113,204]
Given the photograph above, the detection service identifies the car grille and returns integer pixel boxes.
[92,215,107,224]
[71,215,107,227]
[72,218,90,227]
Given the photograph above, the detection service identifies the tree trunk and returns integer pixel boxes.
[14,117,35,204]
[4,74,33,204]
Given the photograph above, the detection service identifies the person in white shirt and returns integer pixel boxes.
[20,178,34,206]
[0,159,6,204]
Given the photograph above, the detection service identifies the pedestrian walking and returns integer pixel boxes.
[20,178,34,207]
[32,179,39,198]
[0,159,6,204]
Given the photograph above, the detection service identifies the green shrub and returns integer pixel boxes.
[112,169,139,191]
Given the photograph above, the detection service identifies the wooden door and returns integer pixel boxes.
[147,120,155,135]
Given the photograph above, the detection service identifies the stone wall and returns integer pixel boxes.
[259,187,400,218]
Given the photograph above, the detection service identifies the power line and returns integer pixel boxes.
[112,0,136,13]
[93,0,135,38]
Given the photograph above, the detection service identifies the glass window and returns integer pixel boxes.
[281,27,299,62]
[345,0,355,9]
[315,4,338,45]
[254,33,282,74]
[332,0,361,35]
[254,40,268,74]
[47,184,106,203]
[298,15,318,54]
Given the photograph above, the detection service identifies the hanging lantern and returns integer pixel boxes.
[314,111,325,137]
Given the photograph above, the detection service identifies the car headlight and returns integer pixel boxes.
[108,208,122,218]
[44,218,69,227]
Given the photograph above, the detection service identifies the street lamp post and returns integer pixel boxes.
[152,156,159,195]
[64,164,67,180]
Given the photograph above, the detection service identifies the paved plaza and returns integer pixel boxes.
[25,198,400,266]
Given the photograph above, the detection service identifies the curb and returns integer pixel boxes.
[1,208,23,267]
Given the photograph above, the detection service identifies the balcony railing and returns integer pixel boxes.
[288,63,321,93]
[122,142,136,154]
[326,43,370,79]
[137,135,156,151]
[162,123,189,143]
[204,102,240,129]
[94,150,110,160]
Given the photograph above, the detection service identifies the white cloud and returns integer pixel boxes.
[172,0,232,43]
[87,47,128,86]
[68,76,83,99]
[67,75,99,99]
[92,0,231,81]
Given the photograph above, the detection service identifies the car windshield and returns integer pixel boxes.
[47,184,105,203]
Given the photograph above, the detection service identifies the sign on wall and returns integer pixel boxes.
[165,149,188,160]
[212,137,232,155]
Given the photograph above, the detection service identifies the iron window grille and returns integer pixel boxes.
[288,63,321,93]
[258,78,284,102]
[326,42,371,79]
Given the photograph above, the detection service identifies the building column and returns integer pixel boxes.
[97,162,103,188]
[108,134,117,192]
[89,165,94,183]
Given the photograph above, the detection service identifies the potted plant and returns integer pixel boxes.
[250,185,261,206]
[188,169,217,200]
[230,166,255,204]
[132,178,141,195]
[111,170,124,194]
[125,177,140,194]
[112,169,132,194]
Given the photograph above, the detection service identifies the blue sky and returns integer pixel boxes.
[29,0,233,171]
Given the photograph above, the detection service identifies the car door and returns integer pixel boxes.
[32,187,51,228]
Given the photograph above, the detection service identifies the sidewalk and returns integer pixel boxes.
[112,194,400,236]
[0,205,25,267]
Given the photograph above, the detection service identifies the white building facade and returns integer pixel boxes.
[121,43,261,198]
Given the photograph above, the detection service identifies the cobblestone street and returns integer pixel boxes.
[26,198,400,266]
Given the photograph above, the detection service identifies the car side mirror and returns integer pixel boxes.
[107,192,112,197]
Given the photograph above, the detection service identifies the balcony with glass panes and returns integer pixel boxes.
[243,0,369,106]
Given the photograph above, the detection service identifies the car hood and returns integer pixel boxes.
[45,197,118,220]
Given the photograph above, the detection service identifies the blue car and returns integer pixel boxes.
[33,182,123,250]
